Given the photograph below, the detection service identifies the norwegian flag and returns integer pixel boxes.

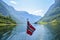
[26,21,36,35]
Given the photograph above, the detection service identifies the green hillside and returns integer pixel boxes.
[38,9,60,40]
[0,14,16,39]
[38,0,60,40]
[0,13,16,26]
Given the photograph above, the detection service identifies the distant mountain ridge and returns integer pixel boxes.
[16,11,41,23]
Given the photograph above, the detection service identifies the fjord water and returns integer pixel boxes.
[0,25,15,40]
[6,24,53,40]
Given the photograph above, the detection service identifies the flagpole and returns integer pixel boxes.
[25,18,28,40]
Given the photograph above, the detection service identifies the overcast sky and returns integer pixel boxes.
[3,0,54,17]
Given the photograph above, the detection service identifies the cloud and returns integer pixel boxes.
[33,10,43,16]
[27,9,44,17]
[10,1,17,5]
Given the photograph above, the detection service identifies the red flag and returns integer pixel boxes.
[26,21,36,35]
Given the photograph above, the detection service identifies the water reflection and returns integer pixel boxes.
[3,23,59,40]
[0,25,16,40]
[0,24,54,40]
[6,24,53,40]
[45,24,60,40]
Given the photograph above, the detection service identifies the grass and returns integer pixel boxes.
[38,21,48,25]
[0,13,16,25]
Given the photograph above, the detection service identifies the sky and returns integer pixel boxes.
[3,0,54,17]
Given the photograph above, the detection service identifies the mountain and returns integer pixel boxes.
[16,11,41,23]
[38,0,60,40]
[5,4,41,24]
[0,0,41,23]
[6,6,41,23]
[0,0,10,16]
[0,0,16,24]
[38,0,60,23]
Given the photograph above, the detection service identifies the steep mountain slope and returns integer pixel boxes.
[0,0,10,16]
[38,0,60,23]
[38,0,60,40]
[0,0,16,26]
